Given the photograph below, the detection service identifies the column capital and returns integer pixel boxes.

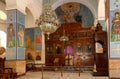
[5,0,26,15]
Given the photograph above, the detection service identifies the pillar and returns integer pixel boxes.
[109,0,120,78]
[5,0,26,76]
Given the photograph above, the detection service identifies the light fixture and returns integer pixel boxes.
[59,23,69,41]
[59,30,69,41]
[35,2,60,39]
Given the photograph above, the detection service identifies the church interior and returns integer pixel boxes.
[0,0,120,79]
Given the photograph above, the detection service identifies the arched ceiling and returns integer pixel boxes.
[55,2,94,27]
[43,0,98,19]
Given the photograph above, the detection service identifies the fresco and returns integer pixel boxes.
[17,10,25,25]
[6,9,25,60]
[6,48,16,60]
[16,10,25,60]
[7,10,17,23]
[110,0,120,58]
[6,9,17,60]
[55,2,94,27]
[25,28,34,50]
[17,48,25,60]
[25,27,42,61]
[7,23,16,48]
[17,23,24,47]
[34,27,42,51]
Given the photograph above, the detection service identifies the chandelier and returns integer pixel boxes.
[59,24,69,41]
[36,3,60,39]
[59,30,69,41]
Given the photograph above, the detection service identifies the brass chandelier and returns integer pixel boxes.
[59,30,69,41]
[36,3,60,39]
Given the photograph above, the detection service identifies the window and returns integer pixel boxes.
[96,42,103,53]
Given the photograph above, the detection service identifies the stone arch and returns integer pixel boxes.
[25,8,35,28]
[26,3,40,21]
[25,0,42,22]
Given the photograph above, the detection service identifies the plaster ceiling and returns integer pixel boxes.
[43,0,98,11]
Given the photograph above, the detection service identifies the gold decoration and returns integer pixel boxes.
[36,3,60,39]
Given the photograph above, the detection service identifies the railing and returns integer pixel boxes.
[32,64,81,79]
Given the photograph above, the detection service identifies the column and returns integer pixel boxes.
[5,0,26,76]
[109,0,120,78]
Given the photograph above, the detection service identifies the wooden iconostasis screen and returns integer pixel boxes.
[45,23,95,67]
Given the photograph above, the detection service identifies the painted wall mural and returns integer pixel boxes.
[6,48,16,60]
[17,24,24,47]
[25,27,42,61]
[6,10,17,60]
[34,27,42,51]
[17,10,25,60]
[17,48,25,60]
[25,28,34,50]
[6,9,25,60]
[7,23,16,48]
[7,10,16,23]
[110,0,120,58]
[55,2,94,27]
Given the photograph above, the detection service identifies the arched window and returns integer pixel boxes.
[0,31,6,48]
[95,41,103,53]
[0,10,7,20]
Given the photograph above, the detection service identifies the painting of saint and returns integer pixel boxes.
[111,12,120,41]
[56,44,62,54]
[18,25,24,47]
[76,43,82,54]
[47,47,53,54]
[26,35,32,48]
[86,44,92,53]
[7,23,15,47]
[35,34,41,44]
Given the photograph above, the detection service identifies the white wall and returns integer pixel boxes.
[25,8,35,28]
[0,2,7,33]
[0,31,6,48]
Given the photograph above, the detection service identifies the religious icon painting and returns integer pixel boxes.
[7,23,16,48]
[17,23,25,47]
[34,27,42,51]
[110,0,120,58]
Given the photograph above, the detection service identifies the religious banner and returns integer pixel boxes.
[110,0,120,58]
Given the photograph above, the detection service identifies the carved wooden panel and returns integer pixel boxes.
[45,23,95,67]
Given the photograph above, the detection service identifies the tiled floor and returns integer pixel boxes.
[17,71,109,79]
